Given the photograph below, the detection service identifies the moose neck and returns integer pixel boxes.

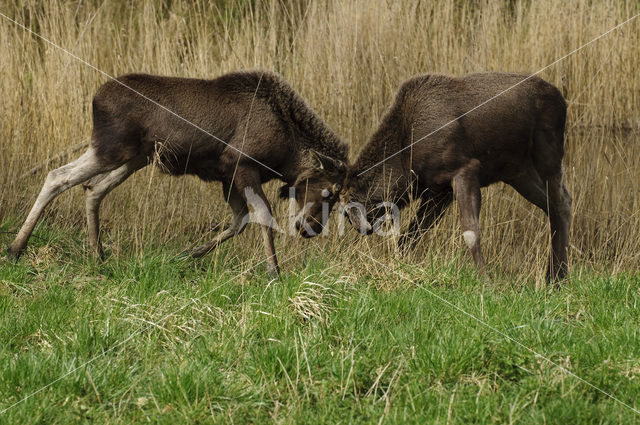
[297,124,347,163]
[352,121,412,207]
[274,74,348,173]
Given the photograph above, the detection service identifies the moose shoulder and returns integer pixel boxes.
[342,73,571,281]
[7,71,348,274]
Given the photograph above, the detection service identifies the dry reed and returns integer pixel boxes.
[0,0,638,282]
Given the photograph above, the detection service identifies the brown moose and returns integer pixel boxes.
[7,71,348,275]
[342,73,572,281]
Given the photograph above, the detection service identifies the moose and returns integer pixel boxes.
[341,72,572,281]
[7,71,348,275]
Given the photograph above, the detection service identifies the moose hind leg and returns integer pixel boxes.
[7,148,113,260]
[506,167,549,213]
[452,160,486,275]
[531,129,571,281]
[84,155,148,258]
[547,172,571,281]
[507,167,556,280]
[507,163,571,281]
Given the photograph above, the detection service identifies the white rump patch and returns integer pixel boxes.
[462,230,477,249]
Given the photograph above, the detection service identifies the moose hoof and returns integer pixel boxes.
[186,244,213,259]
[175,250,190,261]
[92,249,106,262]
[266,262,280,277]
[6,245,24,262]
[546,270,567,285]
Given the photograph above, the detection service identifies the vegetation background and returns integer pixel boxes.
[0,0,639,423]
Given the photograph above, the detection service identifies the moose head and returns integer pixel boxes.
[280,150,347,238]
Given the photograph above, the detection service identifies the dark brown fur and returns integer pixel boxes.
[92,71,347,180]
[342,73,572,281]
[8,71,348,274]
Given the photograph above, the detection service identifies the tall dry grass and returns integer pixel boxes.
[0,0,638,282]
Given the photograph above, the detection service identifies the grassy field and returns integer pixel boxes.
[1,225,640,423]
[1,0,640,423]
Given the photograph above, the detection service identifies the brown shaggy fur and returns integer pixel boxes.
[343,72,572,281]
[8,71,348,274]
[92,71,348,179]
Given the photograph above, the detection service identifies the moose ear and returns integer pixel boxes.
[304,150,346,172]
[279,185,294,199]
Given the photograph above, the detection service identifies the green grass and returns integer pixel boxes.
[1,225,639,424]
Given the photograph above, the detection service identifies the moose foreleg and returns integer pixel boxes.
[189,186,249,258]
[232,170,280,276]
[452,160,486,275]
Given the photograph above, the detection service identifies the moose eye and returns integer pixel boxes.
[321,188,332,198]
